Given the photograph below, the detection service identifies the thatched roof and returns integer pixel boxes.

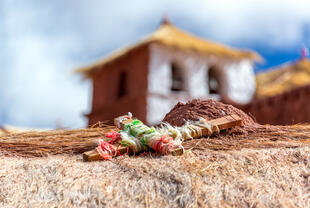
[76,21,261,77]
[256,58,310,97]
[1,124,310,207]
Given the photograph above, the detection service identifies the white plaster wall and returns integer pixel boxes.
[146,43,256,124]
[147,43,208,124]
[224,60,256,104]
[147,96,180,125]
[186,58,208,97]
[147,46,171,95]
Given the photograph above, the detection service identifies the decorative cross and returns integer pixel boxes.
[83,114,242,161]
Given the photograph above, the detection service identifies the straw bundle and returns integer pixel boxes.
[1,124,310,158]
[0,127,116,157]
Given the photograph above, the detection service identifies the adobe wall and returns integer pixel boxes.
[88,45,149,126]
[239,85,310,125]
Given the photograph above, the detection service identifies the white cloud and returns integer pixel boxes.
[71,0,310,49]
[1,0,310,128]
[3,33,90,128]
[2,1,90,128]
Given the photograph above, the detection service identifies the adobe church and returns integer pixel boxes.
[77,20,261,125]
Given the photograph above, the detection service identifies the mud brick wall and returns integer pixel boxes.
[87,45,149,126]
[240,85,310,125]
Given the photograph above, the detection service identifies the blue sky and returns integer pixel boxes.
[1,0,310,128]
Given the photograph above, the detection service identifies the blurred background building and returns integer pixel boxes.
[78,20,310,126]
[78,20,261,125]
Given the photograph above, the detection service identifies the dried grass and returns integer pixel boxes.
[183,124,310,152]
[0,127,115,157]
[0,125,310,207]
[0,147,309,207]
[256,58,310,97]
[1,124,310,157]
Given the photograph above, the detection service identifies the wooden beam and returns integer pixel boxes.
[83,145,130,162]
[210,114,242,131]
[199,114,242,136]
[83,149,102,162]
[170,147,184,156]
[114,115,133,129]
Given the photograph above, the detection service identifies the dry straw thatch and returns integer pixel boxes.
[1,124,310,157]
[0,146,309,207]
[76,21,261,77]
[0,126,116,157]
[0,124,310,207]
[256,58,310,97]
